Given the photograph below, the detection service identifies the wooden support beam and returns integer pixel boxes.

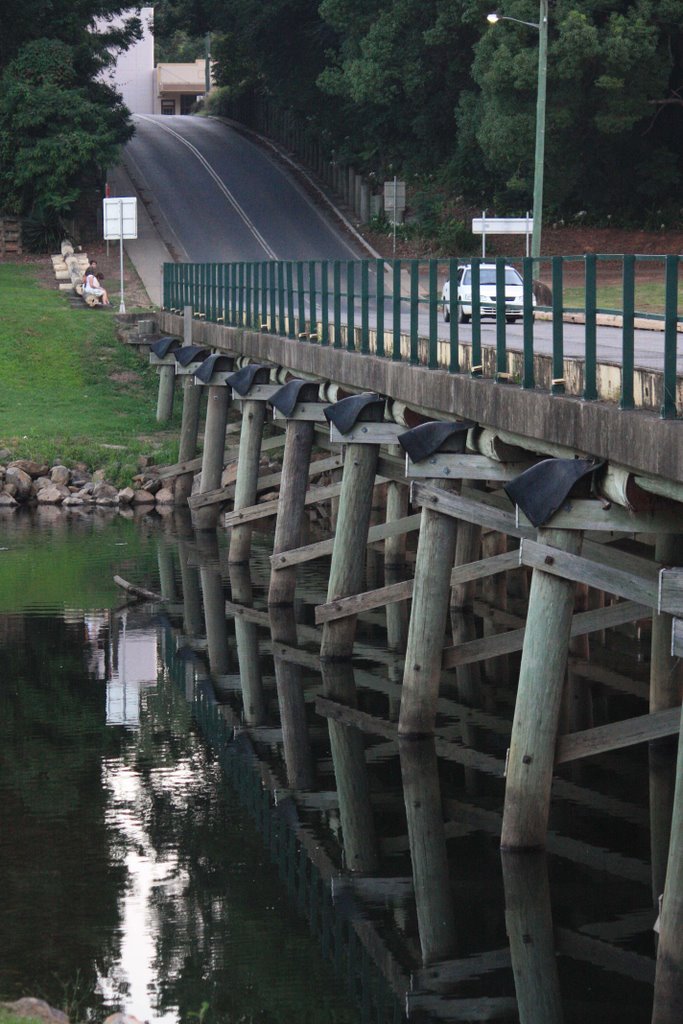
[223,479,346,527]
[329,422,405,445]
[556,705,681,764]
[406,453,533,481]
[188,452,344,511]
[520,538,658,609]
[404,994,517,1020]
[271,512,420,571]
[314,549,518,625]
[443,600,649,669]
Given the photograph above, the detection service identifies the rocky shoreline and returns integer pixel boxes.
[1,999,144,1024]
[0,452,174,513]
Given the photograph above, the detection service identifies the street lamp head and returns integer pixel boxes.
[487,13,500,23]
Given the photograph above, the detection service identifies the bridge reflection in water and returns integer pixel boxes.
[153,518,676,1024]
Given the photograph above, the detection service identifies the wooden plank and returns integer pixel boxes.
[659,567,683,615]
[223,479,344,526]
[412,481,531,539]
[673,616,683,656]
[314,549,519,625]
[412,949,511,991]
[406,454,532,481]
[520,539,659,609]
[272,404,329,422]
[518,499,683,534]
[231,383,281,401]
[442,600,649,669]
[405,995,517,1020]
[189,453,344,510]
[271,511,420,570]
[556,705,681,764]
[329,422,405,445]
[555,927,655,984]
[567,658,649,700]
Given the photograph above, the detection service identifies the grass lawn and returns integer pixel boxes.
[0,265,181,483]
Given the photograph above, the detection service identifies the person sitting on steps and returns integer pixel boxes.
[83,269,110,306]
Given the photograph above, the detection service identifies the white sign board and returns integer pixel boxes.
[472,217,532,235]
[384,180,406,209]
[103,197,138,240]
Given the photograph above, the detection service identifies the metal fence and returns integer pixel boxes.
[163,254,681,418]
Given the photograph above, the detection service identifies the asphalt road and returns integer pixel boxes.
[123,115,361,263]
[118,115,681,373]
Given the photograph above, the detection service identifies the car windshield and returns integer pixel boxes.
[463,267,522,286]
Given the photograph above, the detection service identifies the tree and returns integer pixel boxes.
[0,3,141,228]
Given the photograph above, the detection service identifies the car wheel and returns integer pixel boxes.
[459,309,470,324]
[443,307,450,323]
[506,316,519,324]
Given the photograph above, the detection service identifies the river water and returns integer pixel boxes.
[0,508,671,1023]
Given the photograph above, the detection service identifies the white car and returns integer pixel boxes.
[441,263,533,324]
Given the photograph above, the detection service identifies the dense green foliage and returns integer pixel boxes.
[159,0,683,221]
[0,3,139,223]
[0,265,179,481]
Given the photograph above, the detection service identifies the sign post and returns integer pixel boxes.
[103,197,138,314]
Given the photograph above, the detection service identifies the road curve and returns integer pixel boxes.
[123,115,361,263]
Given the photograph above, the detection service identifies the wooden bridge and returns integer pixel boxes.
[127,281,683,1020]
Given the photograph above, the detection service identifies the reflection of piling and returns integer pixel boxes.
[175,512,204,638]
[197,534,231,677]
[157,541,177,602]
[229,563,266,724]
[652,706,683,1024]
[399,736,457,964]
[320,660,378,873]
[228,399,267,563]
[268,420,315,606]
[502,528,581,849]
[193,386,231,531]
[501,850,563,1024]
[270,604,314,790]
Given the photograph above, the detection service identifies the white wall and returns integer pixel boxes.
[98,7,155,115]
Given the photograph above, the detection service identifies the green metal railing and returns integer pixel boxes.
[163,254,682,418]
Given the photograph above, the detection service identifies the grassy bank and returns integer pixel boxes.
[0,265,179,484]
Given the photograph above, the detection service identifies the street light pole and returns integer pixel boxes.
[487,4,548,263]
[531,0,548,263]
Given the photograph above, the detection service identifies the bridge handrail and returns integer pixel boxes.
[162,254,681,419]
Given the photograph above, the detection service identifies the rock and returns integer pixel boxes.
[118,487,135,505]
[33,476,52,492]
[142,477,162,495]
[92,469,106,483]
[0,493,18,507]
[38,486,68,504]
[62,495,85,506]
[0,448,12,461]
[50,465,71,486]
[132,488,155,505]
[137,455,154,469]
[221,462,238,487]
[93,482,119,501]
[0,998,69,1024]
[78,481,95,496]
[155,487,175,504]
[8,459,49,479]
[5,466,32,501]
[3,483,17,498]
[103,1013,146,1024]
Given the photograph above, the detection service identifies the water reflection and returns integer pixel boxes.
[0,509,678,1024]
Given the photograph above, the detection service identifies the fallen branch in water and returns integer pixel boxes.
[113,575,163,602]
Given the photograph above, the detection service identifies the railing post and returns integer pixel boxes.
[286,261,295,337]
[428,260,438,369]
[245,262,253,328]
[333,260,342,347]
[278,261,286,335]
[471,258,482,374]
[409,259,419,365]
[376,259,385,358]
[448,257,459,373]
[583,253,597,400]
[238,262,245,327]
[269,260,277,330]
[620,254,635,410]
[346,260,355,350]
[308,260,317,335]
[662,254,679,419]
[551,257,565,394]
[361,260,370,353]
[392,260,402,361]
[495,257,507,376]
[297,261,306,336]
[320,260,329,345]
[260,260,268,327]
[522,255,535,389]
